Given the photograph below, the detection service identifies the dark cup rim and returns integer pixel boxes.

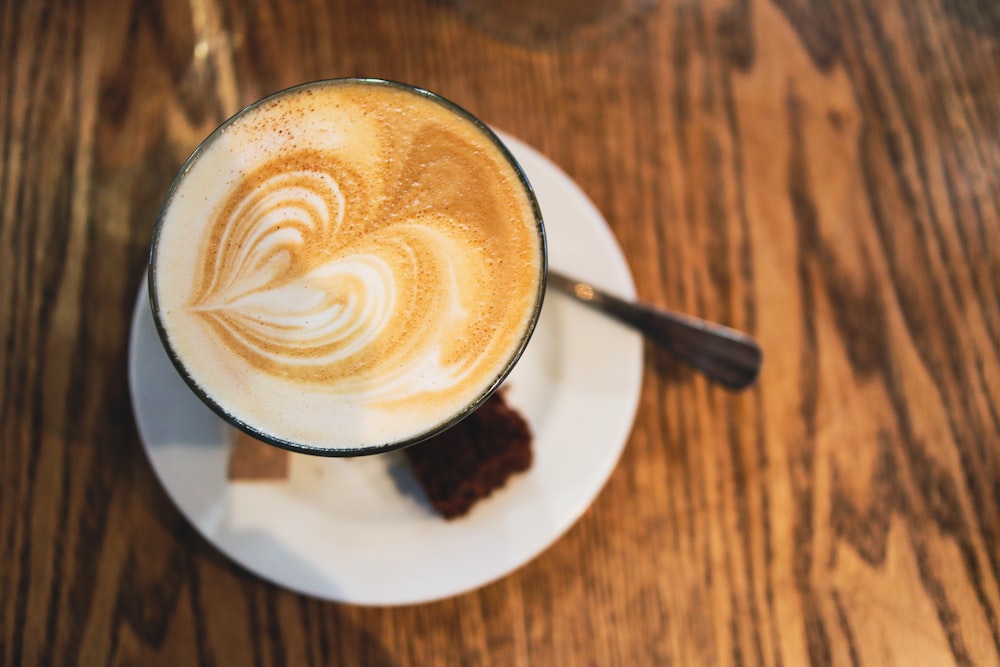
[148,77,547,457]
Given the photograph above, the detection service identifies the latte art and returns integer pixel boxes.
[191,151,487,395]
[151,80,544,452]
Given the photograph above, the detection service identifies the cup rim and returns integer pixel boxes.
[148,77,547,457]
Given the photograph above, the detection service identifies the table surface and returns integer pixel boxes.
[3,0,999,665]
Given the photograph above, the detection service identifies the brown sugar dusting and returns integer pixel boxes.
[404,389,533,519]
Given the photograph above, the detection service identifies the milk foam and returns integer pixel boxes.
[152,81,544,451]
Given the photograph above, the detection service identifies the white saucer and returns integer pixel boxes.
[128,132,644,606]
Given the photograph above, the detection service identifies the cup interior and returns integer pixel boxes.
[148,78,547,456]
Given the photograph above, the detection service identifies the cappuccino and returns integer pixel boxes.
[150,80,545,454]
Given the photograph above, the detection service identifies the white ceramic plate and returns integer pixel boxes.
[128,132,644,606]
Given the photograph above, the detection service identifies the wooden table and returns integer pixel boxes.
[3,0,998,664]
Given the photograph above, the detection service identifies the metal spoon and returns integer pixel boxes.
[546,271,763,390]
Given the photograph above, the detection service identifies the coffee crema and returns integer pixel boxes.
[151,80,544,453]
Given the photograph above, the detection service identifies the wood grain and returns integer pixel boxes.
[2,0,998,664]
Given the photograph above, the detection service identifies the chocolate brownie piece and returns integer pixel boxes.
[405,391,533,519]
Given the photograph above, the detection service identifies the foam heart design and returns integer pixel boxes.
[184,131,520,406]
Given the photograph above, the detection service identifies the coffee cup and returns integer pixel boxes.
[148,78,547,456]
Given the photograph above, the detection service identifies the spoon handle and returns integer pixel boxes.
[547,271,763,390]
